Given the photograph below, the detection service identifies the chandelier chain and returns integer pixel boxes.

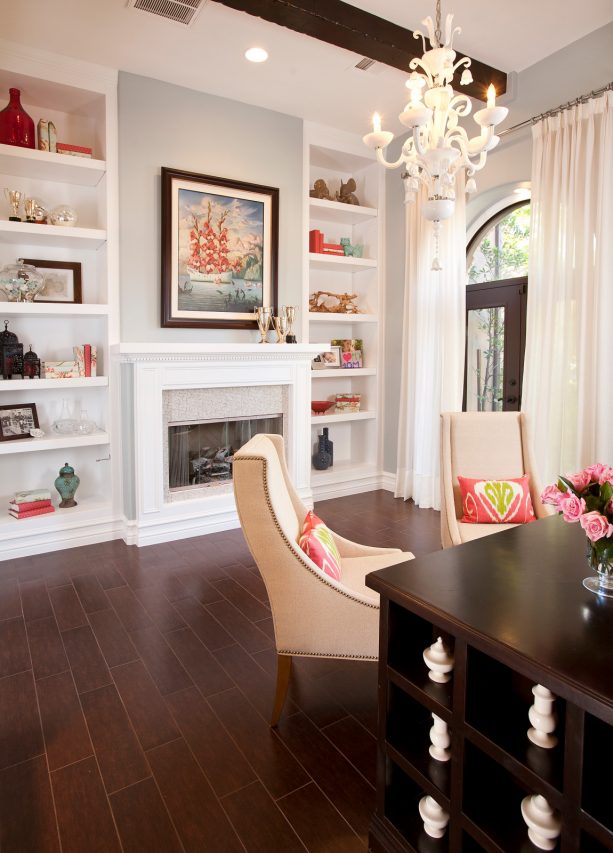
[435,0,442,45]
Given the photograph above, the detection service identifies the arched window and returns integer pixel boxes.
[464,202,531,412]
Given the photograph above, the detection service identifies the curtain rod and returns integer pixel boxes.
[498,81,613,138]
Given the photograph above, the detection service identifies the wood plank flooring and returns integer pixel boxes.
[0,490,440,852]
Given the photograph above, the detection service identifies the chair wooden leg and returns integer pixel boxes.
[270,654,292,727]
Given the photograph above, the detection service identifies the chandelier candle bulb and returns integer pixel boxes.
[487,84,496,108]
[372,112,381,133]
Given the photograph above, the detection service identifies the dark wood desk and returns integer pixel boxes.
[366,516,613,853]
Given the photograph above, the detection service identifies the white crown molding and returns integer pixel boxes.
[0,38,118,92]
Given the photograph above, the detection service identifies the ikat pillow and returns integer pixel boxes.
[298,511,342,581]
[458,475,536,524]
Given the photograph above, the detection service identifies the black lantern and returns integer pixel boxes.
[23,345,41,379]
[0,321,23,380]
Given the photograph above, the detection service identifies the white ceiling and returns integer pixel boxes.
[2,0,612,134]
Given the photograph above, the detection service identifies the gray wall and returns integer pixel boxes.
[118,72,303,342]
[382,23,613,475]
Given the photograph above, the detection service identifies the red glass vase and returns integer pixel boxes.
[0,88,35,149]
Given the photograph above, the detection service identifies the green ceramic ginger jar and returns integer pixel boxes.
[55,461,80,508]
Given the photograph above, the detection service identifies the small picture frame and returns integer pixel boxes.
[311,345,342,370]
[19,258,82,304]
[0,403,39,441]
[332,338,364,369]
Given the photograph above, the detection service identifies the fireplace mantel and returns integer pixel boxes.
[114,342,328,547]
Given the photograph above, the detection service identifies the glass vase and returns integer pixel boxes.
[582,544,613,598]
[0,88,35,149]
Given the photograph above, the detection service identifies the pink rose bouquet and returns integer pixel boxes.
[542,465,613,569]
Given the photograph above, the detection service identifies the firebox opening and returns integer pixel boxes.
[168,414,283,490]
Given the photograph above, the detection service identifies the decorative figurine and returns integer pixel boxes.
[54,461,80,508]
[0,321,24,379]
[254,306,272,343]
[4,188,24,222]
[309,178,333,200]
[284,305,297,343]
[23,346,41,379]
[309,291,361,314]
[335,177,360,205]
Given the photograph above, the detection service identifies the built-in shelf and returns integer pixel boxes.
[311,410,376,424]
[0,143,106,186]
[311,461,378,486]
[0,302,110,318]
[0,430,109,455]
[0,377,107,390]
[309,253,376,272]
[0,220,107,249]
[311,367,376,378]
[0,497,113,531]
[309,198,378,224]
[308,312,377,324]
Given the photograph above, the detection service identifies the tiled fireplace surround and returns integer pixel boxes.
[116,344,326,547]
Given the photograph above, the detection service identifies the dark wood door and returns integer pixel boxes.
[463,277,527,412]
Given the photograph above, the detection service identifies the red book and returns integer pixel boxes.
[8,499,52,513]
[9,506,55,519]
[309,229,323,253]
[56,142,93,155]
[84,344,91,377]
[322,242,343,250]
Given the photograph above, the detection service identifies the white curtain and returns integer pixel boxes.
[522,91,613,484]
[395,179,466,509]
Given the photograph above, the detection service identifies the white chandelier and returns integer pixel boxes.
[363,0,508,269]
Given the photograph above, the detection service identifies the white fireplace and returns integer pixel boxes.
[115,343,326,546]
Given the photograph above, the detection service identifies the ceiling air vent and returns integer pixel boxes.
[128,0,206,27]
[354,57,376,71]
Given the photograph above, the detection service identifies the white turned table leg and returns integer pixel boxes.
[423,637,454,683]
[419,795,450,838]
[528,684,558,749]
[521,795,561,850]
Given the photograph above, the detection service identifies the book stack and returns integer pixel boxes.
[9,490,55,520]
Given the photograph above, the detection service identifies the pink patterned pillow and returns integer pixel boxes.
[298,511,342,580]
[458,475,536,524]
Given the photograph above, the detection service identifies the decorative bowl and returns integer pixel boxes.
[311,400,335,414]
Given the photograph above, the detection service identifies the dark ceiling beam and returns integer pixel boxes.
[211,0,507,101]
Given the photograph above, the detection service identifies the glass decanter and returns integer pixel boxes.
[75,409,97,435]
[52,399,79,435]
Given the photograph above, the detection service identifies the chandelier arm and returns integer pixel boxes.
[413,29,428,54]
[409,57,434,88]
[375,148,406,170]
[448,95,472,117]
[412,126,430,158]
[452,56,471,75]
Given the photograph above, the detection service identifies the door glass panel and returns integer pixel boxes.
[466,306,505,411]
[468,204,530,284]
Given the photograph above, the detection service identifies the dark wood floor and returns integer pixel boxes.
[0,490,440,852]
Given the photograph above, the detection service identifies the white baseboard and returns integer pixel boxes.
[312,470,392,502]
[380,471,396,492]
[122,509,242,548]
[0,515,124,561]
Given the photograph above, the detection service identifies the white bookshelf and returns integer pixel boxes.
[303,122,385,500]
[0,43,120,560]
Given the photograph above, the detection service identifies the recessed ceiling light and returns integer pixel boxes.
[245,47,268,63]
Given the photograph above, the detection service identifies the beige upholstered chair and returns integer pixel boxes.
[233,433,413,725]
[440,412,550,548]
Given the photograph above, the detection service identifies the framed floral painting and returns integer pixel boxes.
[161,167,279,329]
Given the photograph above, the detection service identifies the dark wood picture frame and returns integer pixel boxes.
[0,403,39,441]
[19,259,82,304]
[161,167,279,329]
